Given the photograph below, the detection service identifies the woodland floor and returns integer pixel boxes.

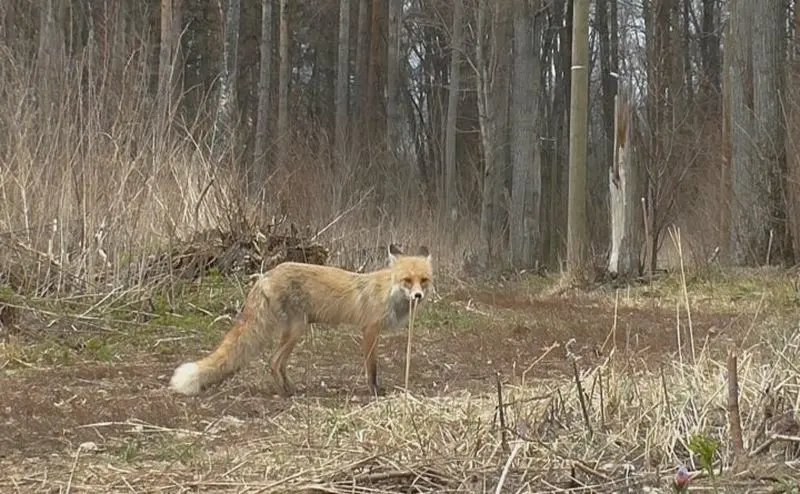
[1,267,799,493]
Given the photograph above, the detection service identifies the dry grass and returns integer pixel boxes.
[2,338,800,493]
[1,268,800,493]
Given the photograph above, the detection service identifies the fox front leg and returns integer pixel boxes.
[361,322,384,397]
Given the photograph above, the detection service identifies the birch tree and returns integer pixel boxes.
[213,0,241,153]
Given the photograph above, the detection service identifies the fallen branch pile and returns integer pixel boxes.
[140,226,329,282]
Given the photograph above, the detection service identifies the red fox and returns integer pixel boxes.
[169,244,433,398]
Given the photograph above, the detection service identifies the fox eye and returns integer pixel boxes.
[402,277,413,284]
[420,277,429,284]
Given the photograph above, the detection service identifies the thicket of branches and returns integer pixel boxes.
[1,0,799,294]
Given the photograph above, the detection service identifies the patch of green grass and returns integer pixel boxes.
[110,436,203,465]
[1,275,247,368]
[114,438,141,463]
[83,337,119,363]
[607,267,798,313]
[417,301,484,331]
[1,337,75,369]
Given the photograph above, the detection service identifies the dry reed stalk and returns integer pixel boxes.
[668,225,696,364]
[404,298,418,392]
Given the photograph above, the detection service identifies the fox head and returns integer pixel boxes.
[388,243,433,304]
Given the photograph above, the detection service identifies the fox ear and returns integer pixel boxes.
[388,243,404,264]
[416,245,430,258]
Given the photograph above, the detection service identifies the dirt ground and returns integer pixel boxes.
[0,270,794,492]
[0,274,790,491]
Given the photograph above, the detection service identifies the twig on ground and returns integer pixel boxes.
[727,350,746,469]
[571,357,593,438]
[495,371,509,452]
[494,441,522,494]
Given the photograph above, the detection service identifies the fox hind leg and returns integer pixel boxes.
[269,319,305,397]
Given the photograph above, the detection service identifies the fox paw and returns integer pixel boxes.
[370,383,385,398]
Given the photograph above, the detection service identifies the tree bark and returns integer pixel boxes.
[365,0,385,148]
[254,0,273,180]
[596,0,617,175]
[444,0,463,221]
[37,0,66,98]
[277,0,290,167]
[509,0,541,268]
[608,91,641,277]
[545,0,572,267]
[751,0,786,264]
[213,0,241,158]
[477,0,512,267]
[728,0,772,265]
[567,0,590,282]
[157,0,184,129]
[351,0,370,160]
[699,0,721,101]
[787,0,800,260]
[335,0,351,165]
[386,0,402,156]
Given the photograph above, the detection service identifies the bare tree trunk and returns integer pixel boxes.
[608,91,641,277]
[596,0,617,174]
[214,0,241,157]
[787,1,800,260]
[752,0,787,264]
[253,0,273,182]
[335,0,351,165]
[365,0,385,148]
[728,0,767,265]
[509,0,541,268]
[681,0,693,106]
[351,0,370,160]
[567,0,590,282]
[444,0,463,222]
[721,17,732,260]
[477,1,511,267]
[277,0,290,167]
[37,0,66,98]
[699,0,721,100]
[545,0,572,267]
[385,0,402,156]
[157,0,184,130]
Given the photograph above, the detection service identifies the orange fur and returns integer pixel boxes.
[169,244,434,397]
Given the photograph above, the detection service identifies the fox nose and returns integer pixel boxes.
[413,292,423,301]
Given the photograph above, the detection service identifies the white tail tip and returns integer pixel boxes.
[170,362,202,395]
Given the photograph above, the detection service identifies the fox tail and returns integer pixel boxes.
[170,283,272,395]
